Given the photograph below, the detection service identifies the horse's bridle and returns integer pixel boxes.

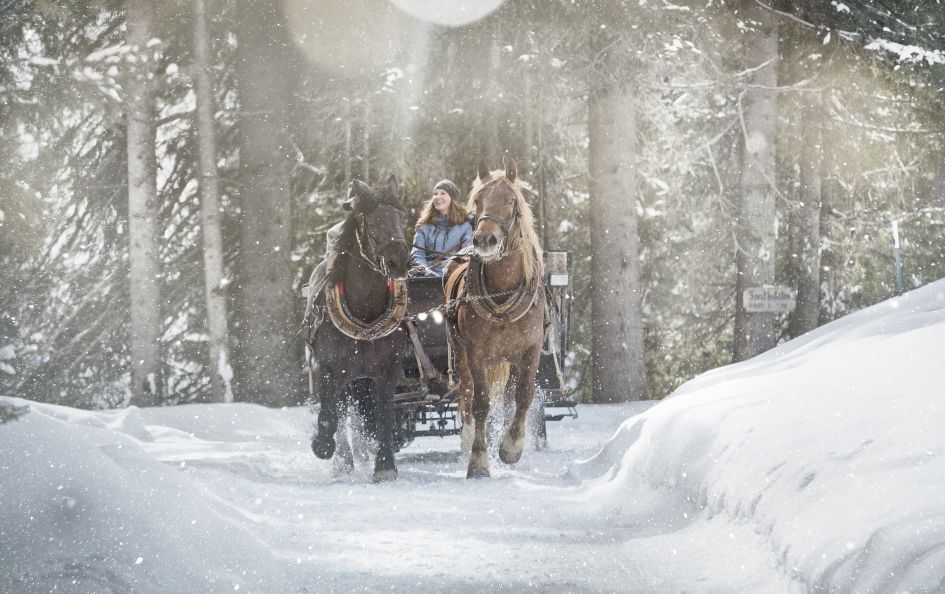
[473,179,519,259]
[354,201,408,278]
[476,207,516,236]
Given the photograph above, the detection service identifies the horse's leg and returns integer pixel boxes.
[500,346,541,465]
[311,369,339,459]
[467,361,492,478]
[527,387,548,451]
[349,405,372,463]
[372,371,399,483]
[348,378,375,462]
[455,341,475,457]
[488,371,515,448]
[332,402,355,475]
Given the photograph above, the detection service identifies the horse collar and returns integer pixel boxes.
[464,250,540,324]
[325,278,408,341]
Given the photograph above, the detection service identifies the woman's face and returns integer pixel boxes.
[432,189,452,214]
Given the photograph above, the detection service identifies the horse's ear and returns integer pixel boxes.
[504,158,517,183]
[387,175,399,198]
[344,179,370,210]
[349,179,372,199]
[477,160,490,181]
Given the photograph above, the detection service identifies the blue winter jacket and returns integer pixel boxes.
[409,215,473,277]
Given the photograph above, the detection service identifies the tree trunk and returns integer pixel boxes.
[781,2,825,339]
[192,0,233,402]
[733,5,779,361]
[930,160,945,209]
[482,19,502,165]
[588,58,649,403]
[343,99,352,182]
[787,89,823,338]
[233,1,298,406]
[361,95,371,182]
[818,92,840,327]
[125,0,163,406]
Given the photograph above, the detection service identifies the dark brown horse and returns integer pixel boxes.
[444,160,545,478]
[306,176,410,482]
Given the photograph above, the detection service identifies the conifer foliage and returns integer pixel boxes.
[0,0,942,406]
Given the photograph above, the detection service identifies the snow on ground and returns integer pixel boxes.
[571,278,945,593]
[2,278,945,593]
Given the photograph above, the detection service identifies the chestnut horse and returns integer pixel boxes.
[444,160,544,478]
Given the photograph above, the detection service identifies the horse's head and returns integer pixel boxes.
[469,159,522,262]
[343,175,409,279]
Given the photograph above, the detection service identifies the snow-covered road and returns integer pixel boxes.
[139,402,660,593]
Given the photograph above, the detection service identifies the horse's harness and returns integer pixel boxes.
[452,177,541,323]
[313,180,540,346]
[321,200,410,341]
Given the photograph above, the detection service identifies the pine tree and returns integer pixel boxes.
[587,2,649,402]
[232,0,300,406]
[125,0,164,404]
[191,0,234,402]
[733,1,779,361]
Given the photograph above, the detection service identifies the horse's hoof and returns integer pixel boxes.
[466,467,491,479]
[372,468,398,483]
[499,431,525,465]
[499,444,523,465]
[311,434,336,460]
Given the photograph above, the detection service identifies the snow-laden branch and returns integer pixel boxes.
[865,38,945,66]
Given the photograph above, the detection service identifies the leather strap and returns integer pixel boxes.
[464,253,541,324]
[325,278,408,341]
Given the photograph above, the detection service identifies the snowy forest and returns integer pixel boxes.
[1,0,944,408]
[5,2,945,593]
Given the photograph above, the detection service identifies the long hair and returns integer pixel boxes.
[466,170,542,283]
[417,194,468,227]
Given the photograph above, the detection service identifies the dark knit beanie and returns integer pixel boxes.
[433,179,460,201]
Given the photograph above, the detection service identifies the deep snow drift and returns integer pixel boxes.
[2,278,944,593]
[571,278,945,592]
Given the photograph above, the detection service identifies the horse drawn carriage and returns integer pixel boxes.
[303,162,576,481]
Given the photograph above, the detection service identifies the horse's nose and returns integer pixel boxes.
[473,232,498,250]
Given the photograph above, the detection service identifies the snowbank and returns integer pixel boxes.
[572,279,945,592]
[0,402,299,593]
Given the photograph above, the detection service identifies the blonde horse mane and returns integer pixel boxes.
[466,170,543,282]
